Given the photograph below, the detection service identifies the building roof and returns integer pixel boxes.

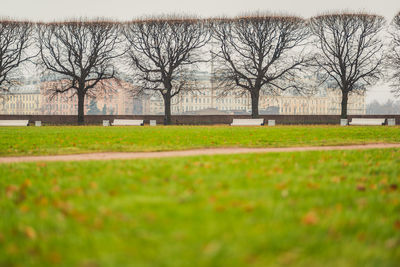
[7,83,40,94]
[184,108,233,115]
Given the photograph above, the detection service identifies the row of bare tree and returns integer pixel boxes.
[0,12,399,124]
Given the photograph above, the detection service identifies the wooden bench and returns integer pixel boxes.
[112,119,144,126]
[349,118,386,126]
[0,120,29,126]
[231,118,264,126]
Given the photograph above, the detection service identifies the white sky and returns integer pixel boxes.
[2,0,399,103]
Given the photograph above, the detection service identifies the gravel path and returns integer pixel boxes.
[1,143,399,164]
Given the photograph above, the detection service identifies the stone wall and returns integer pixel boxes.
[1,114,399,125]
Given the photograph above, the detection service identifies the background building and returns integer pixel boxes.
[0,76,145,115]
[144,72,366,115]
[0,80,42,115]
[0,73,366,116]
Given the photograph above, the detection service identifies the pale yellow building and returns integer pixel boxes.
[145,72,366,115]
[0,74,366,116]
[259,89,366,115]
[0,83,42,115]
[0,78,144,115]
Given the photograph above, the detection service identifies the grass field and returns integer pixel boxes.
[1,149,399,266]
[1,125,400,156]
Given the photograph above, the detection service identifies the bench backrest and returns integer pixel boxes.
[112,119,144,126]
[349,118,385,125]
[0,120,29,126]
[231,118,264,126]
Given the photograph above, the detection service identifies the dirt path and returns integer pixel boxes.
[1,143,399,164]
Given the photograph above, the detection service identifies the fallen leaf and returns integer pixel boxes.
[36,162,47,167]
[242,203,255,212]
[307,182,320,189]
[357,232,366,241]
[389,184,398,191]
[90,182,98,189]
[22,179,32,188]
[47,252,61,264]
[302,211,319,225]
[394,220,400,230]
[6,244,18,255]
[385,238,398,249]
[275,182,288,190]
[19,205,29,213]
[356,184,366,191]
[6,185,18,198]
[24,226,36,240]
[380,178,388,185]
[203,241,221,256]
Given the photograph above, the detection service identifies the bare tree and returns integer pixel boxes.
[37,20,122,124]
[0,19,34,94]
[387,12,400,98]
[211,14,310,118]
[310,13,385,118]
[122,16,210,124]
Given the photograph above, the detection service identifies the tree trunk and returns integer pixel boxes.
[77,92,85,125]
[341,90,349,119]
[250,89,260,118]
[163,93,172,125]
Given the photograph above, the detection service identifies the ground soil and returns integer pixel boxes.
[1,143,399,163]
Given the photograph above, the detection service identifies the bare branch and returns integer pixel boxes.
[309,12,385,118]
[386,11,400,98]
[0,19,34,95]
[211,13,311,117]
[122,16,211,124]
[37,19,123,124]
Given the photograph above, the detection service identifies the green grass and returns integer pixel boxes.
[0,125,400,156]
[0,149,399,266]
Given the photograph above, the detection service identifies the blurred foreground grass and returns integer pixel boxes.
[0,149,399,266]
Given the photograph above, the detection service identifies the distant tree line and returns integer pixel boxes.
[0,11,399,124]
[367,99,400,114]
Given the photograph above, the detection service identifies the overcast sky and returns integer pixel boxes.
[2,0,399,103]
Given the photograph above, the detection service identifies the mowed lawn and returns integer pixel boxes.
[0,149,399,266]
[0,125,400,156]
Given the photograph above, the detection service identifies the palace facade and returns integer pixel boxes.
[1,74,366,116]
